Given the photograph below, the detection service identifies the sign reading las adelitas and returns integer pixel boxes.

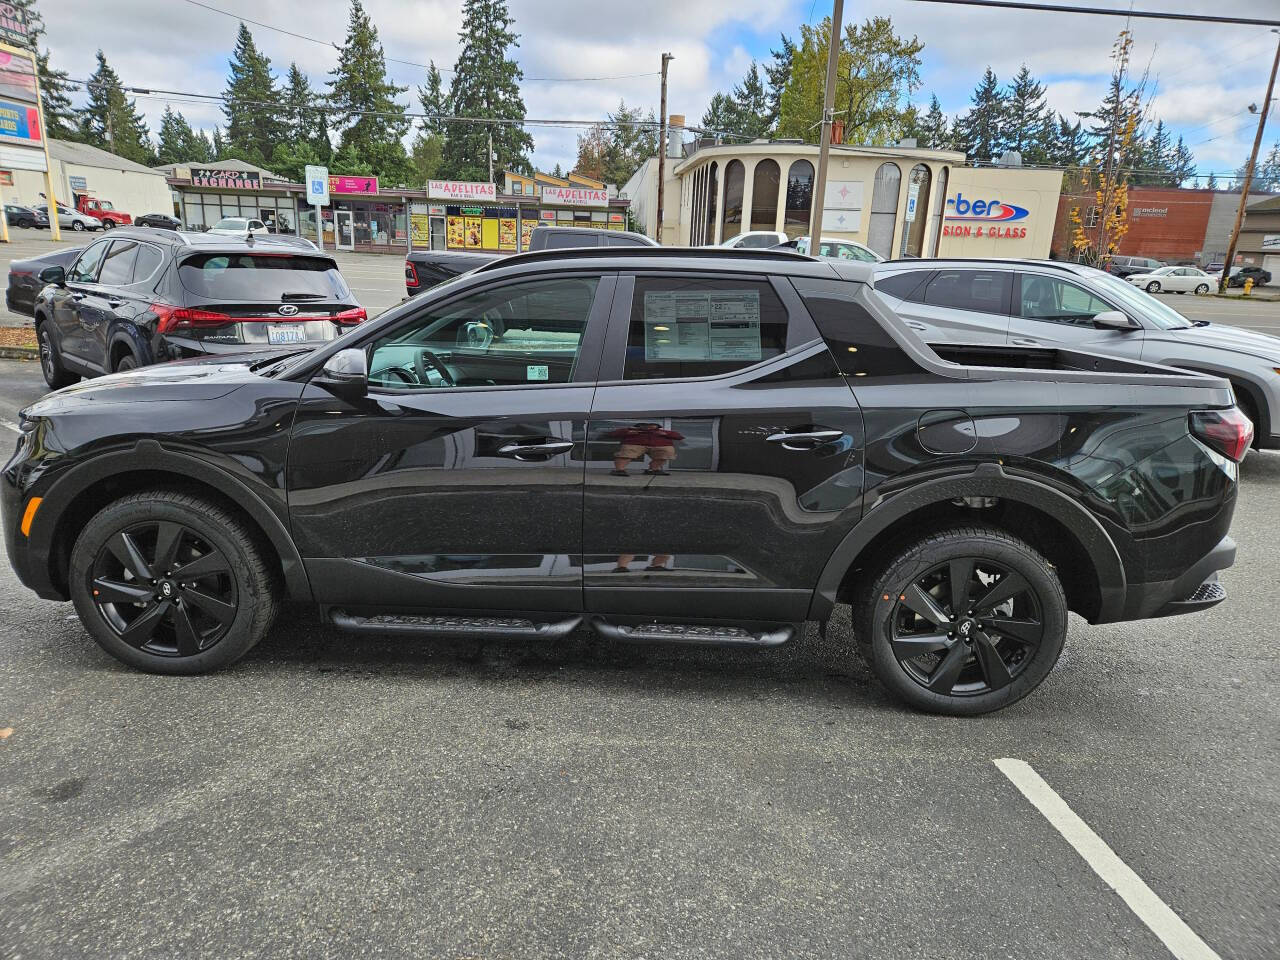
[541,185,609,207]
[428,179,496,201]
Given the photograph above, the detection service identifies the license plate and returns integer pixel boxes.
[267,325,308,345]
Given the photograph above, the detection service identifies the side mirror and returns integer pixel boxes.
[38,265,65,286]
[1092,310,1138,331]
[317,347,367,398]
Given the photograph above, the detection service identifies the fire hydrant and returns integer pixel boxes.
[1243,277,1255,296]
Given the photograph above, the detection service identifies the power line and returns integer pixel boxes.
[177,0,658,83]
[909,0,1280,28]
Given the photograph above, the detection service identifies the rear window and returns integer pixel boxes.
[178,253,352,301]
[874,270,930,302]
[921,269,1011,314]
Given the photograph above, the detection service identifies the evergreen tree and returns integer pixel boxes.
[919,94,949,149]
[1170,135,1196,187]
[1135,118,1172,184]
[211,126,228,160]
[953,68,1007,163]
[192,129,215,163]
[1001,65,1054,164]
[419,60,449,137]
[763,34,795,134]
[9,0,78,140]
[551,163,564,178]
[1205,171,1218,190]
[156,106,205,164]
[701,92,736,136]
[440,0,534,180]
[223,24,283,165]
[328,141,375,176]
[78,51,155,164]
[1050,115,1089,167]
[282,63,331,162]
[575,100,658,185]
[729,62,771,140]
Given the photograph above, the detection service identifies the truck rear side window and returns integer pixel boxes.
[794,277,924,380]
[922,269,1011,314]
[874,270,931,302]
[178,254,352,301]
[623,277,788,380]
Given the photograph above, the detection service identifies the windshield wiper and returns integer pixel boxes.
[280,291,326,302]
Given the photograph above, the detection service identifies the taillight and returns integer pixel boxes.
[333,307,366,325]
[1190,408,1253,462]
[151,303,233,334]
[404,261,419,287]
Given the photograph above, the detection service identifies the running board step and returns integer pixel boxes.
[589,618,794,648]
[330,611,583,639]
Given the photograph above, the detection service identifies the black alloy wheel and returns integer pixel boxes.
[857,526,1067,715]
[114,353,136,372]
[37,323,77,388]
[69,491,278,673]
[88,521,238,658]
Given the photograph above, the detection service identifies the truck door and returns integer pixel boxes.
[581,272,864,622]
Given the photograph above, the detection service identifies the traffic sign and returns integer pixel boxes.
[305,165,329,205]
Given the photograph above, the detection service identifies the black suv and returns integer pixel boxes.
[3,250,1246,714]
[32,227,364,388]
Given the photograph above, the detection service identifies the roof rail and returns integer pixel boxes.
[879,256,1085,274]
[473,246,814,273]
[114,225,191,244]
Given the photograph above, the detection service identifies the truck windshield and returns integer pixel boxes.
[1089,270,1193,329]
[95,201,115,210]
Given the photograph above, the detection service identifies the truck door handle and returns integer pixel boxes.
[70,292,85,302]
[107,298,122,308]
[497,439,574,460]
[904,320,928,332]
[766,429,844,450]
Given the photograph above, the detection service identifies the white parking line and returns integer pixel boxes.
[994,758,1222,960]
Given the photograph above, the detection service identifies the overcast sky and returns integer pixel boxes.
[37,0,1280,181]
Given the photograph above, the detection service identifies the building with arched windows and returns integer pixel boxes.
[623,139,1064,260]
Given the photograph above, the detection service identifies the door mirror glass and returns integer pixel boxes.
[319,347,368,397]
[38,265,65,286]
[1092,310,1138,331]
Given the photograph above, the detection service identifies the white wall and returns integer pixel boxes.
[8,159,172,216]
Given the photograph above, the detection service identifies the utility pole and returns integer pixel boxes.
[1218,30,1280,294]
[487,129,494,185]
[655,52,673,245]
[809,0,844,245]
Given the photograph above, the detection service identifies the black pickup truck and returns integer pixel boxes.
[3,250,1247,714]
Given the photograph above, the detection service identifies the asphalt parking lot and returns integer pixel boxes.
[0,230,1278,959]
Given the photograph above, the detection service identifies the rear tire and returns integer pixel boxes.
[37,321,79,388]
[72,220,84,231]
[102,220,114,229]
[1146,280,1161,293]
[113,352,137,372]
[69,491,278,674]
[1195,283,1210,295]
[855,526,1067,715]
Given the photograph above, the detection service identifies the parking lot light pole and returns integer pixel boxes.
[809,0,844,245]
[1218,30,1280,294]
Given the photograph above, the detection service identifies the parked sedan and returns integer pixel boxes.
[776,235,883,262]
[1126,265,1215,294]
[873,257,1280,448]
[1219,265,1271,288]
[5,245,83,316]
[4,204,48,229]
[134,212,181,230]
[208,216,268,236]
[718,230,789,249]
[35,203,101,232]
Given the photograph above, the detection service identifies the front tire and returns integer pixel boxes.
[113,352,137,372]
[1145,280,1161,293]
[37,321,79,388]
[102,219,114,229]
[1195,283,1210,295]
[71,220,84,231]
[855,526,1067,715]
[69,491,278,674]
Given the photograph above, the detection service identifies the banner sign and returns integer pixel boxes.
[428,179,496,202]
[191,167,261,190]
[0,98,39,146]
[0,3,29,48]
[0,50,37,105]
[540,185,608,207]
[329,175,379,195]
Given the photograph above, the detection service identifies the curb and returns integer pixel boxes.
[0,346,37,360]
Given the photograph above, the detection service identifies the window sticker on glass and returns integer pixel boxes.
[643,289,761,362]
[527,364,550,381]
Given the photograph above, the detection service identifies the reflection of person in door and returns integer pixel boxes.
[608,422,684,476]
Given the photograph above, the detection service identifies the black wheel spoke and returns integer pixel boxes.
[108,532,153,582]
[119,600,169,647]
[972,632,1014,690]
[926,643,970,694]
[949,558,974,612]
[984,616,1043,646]
[153,522,184,574]
[973,571,1029,614]
[173,550,230,582]
[184,587,236,626]
[92,577,153,605]
[900,583,949,627]
[171,602,201,656]
[891,632,951,659]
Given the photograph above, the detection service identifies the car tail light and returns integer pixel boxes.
[332,307,366,325]
[404,261,419,287]
[151,303,234,333]
[1190,408,1253,462]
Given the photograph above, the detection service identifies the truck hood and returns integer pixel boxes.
[1148,323,1280,364]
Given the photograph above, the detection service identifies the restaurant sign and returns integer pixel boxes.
[191,167,261,190]
[428,179,496,202]
[540,185,608,208]
[329,175,379,195]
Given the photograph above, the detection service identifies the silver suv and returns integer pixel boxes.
[873,258,1280,448]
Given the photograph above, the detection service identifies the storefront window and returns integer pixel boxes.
[929,166,948,256]
[700,162,718,245]
[749,159,780,233]
[867,162,901,259]
[784,159,813,238]
[721,159,745,241]
[900,164,931,258]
